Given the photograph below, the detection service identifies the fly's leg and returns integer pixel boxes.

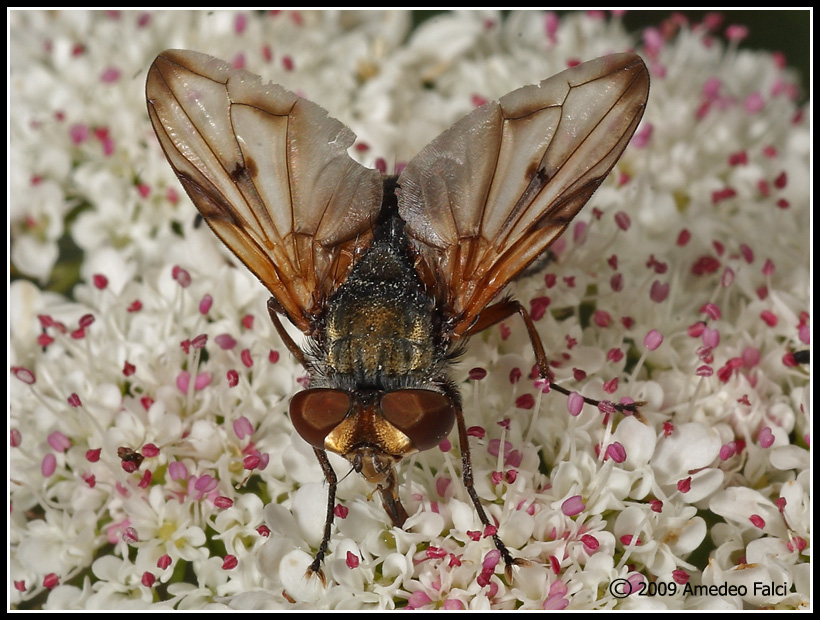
[267,298,308,368]
[467,298,642,414]
[304,448,338,585]
[454,401,525,580]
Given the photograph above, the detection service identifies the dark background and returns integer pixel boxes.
[415,10,810,103]
[622,9,809,101]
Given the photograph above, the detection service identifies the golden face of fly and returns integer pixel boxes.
[146,49,649,581]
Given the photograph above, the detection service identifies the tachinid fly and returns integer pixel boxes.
[146,49,649,580]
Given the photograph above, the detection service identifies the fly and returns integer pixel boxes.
[146,49,650,581]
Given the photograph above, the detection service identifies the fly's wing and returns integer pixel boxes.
[397,53,649,336]
[146,50,383,333]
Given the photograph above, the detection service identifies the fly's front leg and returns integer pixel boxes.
[267,301,344,581]
[454,400,521,578]
[305,448,338,585]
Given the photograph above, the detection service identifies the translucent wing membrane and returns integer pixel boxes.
[397,53,649,335]
[146,50,383,332]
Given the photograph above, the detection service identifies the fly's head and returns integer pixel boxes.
[289,386,457,485]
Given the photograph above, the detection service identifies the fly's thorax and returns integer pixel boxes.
[322,236,440,382]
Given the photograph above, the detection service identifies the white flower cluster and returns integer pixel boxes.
[10,9,809,610]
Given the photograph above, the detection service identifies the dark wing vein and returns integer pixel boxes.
[397,53,649,335]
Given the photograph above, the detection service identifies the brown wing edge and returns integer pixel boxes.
[146,50,383,334]
[397,53,650,337]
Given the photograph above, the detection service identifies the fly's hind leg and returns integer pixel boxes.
[267,298,309,368]
[467,298,642,414]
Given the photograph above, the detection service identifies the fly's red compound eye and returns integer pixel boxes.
[290,389,351,449]
[380,390,456,451]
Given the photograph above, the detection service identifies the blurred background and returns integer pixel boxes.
[415,10,811,103]
[622,9,809,101]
